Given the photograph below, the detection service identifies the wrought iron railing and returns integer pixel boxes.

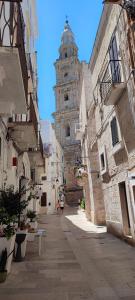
[124,0,135,21]
[0,0,28,101]
[26,53,34,83]
[29,93,38,138]
[99,59,123,102]
[38,133,44,158]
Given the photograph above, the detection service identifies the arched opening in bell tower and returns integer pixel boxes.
[64,94,69,101]
[65,124,70,137]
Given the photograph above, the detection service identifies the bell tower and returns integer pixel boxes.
[53,20,83,204]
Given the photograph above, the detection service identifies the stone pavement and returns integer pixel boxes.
[0,207,135,300]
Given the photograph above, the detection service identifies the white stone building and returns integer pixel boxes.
[0,0,44,213]
[40,121,64,214]
[77,2,135,240]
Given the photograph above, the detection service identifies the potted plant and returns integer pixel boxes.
[80,198,85,210]
[0,248,7,283]
[74,165,88,187]
[27,210,37,242]
[27,210,37,227]
[0,207,16,273]
[0,186,30,228]
[0,186,30,262]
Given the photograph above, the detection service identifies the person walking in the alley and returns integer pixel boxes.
[60,193,65,214]
[56,200,60,213]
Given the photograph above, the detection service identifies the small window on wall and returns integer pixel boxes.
[41,176,47,181]
[65,53,67,58]
[100,153,105,171]
[99,146,108,175]
[66,125,70,137]
[64,94,69,101]
[64,72,68,77]
[111,116,119,147]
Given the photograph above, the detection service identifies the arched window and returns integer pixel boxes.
[66,125,70,137]
[64,94,69,101]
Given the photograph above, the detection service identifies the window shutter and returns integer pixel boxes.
[111,117,119,146]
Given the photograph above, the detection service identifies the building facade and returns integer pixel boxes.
[40,121,64,214]
[53,20,83,205]
[0,0,44,213]
[77,1,135,240]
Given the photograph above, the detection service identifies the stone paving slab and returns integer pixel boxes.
[1,207,135,300]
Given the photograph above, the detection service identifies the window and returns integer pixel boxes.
[41,176,47,181]
[99,146,108,175]
[31,168,35,182]
[66,125,70,137]
[65,53,67,58]
[64,72,68,77]
[64,94,69,101]
[100,153,105,171]
[111,116,119,147]
[109,35,121,83]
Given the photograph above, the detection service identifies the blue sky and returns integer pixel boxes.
[36,0,103,121]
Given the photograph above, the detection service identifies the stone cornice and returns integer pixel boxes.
[52,107,79,117]
[53,79,79,89]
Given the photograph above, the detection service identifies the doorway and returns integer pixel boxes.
[41,192,47,207]
[119,182,130,236]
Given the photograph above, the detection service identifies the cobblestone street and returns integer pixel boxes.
[0,207,135,300]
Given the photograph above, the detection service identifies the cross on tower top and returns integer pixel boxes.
[65,15,69,24]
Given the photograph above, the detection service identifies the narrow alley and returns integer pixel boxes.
[1,207,135,300]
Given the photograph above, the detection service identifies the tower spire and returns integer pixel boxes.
[65,15,69,24]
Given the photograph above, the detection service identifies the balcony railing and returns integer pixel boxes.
[0,0,28,102]
[29,93,38,138]
[124,0,135,21]
[99,59,126,105]
[39,133,44,158]
[26,53,34,83]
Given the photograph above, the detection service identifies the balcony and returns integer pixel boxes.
[0,0,28,115]
[8,94,38,151]
[124,1,135,22]
[27,53,33,93]
[75,123,85,140]
[28,134,45,184]
[99,59,126,106]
